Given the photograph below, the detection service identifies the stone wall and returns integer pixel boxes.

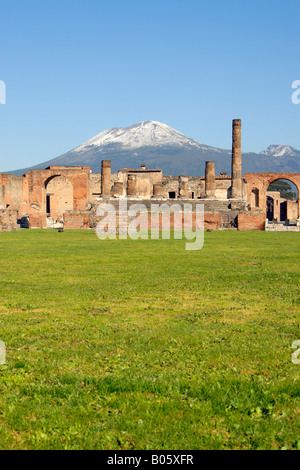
[287,200,298,221]
[117,168,163,198]
[89,209,222,232]
[63,211,91,230]
[0,210,20,231]
[0,173,24,212]
[88,199,233,232]
[161,175,234,200]
[89,173,102,200]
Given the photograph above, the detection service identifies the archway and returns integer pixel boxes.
[266,179,298,223]
[44,175,74,223]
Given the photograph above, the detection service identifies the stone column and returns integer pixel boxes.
[205,161,216,198]
[179,176,189,198]
[111,182,124,198]
[101,160,112,196]
[127,174,137,197]
[231,119,242,198]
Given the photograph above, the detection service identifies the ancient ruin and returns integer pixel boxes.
[0,119,299,232]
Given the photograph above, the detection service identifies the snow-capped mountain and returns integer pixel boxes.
[8,121,300,176]
[260,145,299,158]
[73,121,207,151]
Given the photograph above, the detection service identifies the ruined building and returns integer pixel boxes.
[1,119,299,232]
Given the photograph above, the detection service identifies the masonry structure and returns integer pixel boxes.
[0,119,299,232]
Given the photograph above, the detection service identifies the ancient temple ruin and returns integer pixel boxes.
[1,119,299,232]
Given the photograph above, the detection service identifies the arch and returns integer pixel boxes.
[244,172,300,220]
[43,175,74,222]
[43,174,63,189]
[266,178,298,222]
[266,175,299,192]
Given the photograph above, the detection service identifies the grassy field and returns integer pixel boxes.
[0,229,299,450]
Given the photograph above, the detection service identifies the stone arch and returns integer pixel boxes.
[43,174,74,222]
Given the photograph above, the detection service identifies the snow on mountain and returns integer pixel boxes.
[7,120,233,176]
[8,121,300,176]
[259,144,299,158]
[73,121,208,153]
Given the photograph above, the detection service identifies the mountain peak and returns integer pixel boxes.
[73,120,203,153]
[260,144,298,158]
[7,122,300,176]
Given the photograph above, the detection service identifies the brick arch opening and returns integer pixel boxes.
[244,172,300,221]
[267,174,299,189]
[44,175,74,222]
[266,178,299,222]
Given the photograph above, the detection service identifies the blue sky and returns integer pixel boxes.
[0,0,299,172]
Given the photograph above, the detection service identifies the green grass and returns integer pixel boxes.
[0,229,299,450]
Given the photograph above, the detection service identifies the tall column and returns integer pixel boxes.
[101,160,112,196]
[205,161,216,198]
[231,119,242,198]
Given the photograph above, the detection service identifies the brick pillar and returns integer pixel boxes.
[231,119,242,198]
[205,161,216,198]
[127,174,137,197]
[101,160,112,196]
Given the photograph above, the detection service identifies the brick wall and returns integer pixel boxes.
[204,213,221,230]
[237,212,265,231]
